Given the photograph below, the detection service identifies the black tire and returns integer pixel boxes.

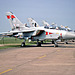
[21,42,25,47]
[72,40,74,42]
[41,41,43,44]
[65,42,68,44]
[52,41,55,44]
[54,44,58,47]
[37,42,41,47]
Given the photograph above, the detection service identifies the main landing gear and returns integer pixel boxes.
[41,41,43,44]
[52,40,55,44]
[37,40,41,47]
[65,40,68,44]
[37,42,41,47]
[21,39,58,47]
[52,40,58,47]
[54,42,58,47]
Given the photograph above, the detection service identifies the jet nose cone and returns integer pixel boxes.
[66,32,75,39]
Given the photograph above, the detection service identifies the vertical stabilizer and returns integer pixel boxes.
[42,20,49,26]
[28,18,39,27]
[6,12,24,30]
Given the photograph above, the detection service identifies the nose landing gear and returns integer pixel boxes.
[54,40,58,47]
[21,40,26,47]
[21,42,25,47]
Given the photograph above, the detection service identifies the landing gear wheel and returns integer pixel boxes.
[65,42,68,44]
[52,41,55,44]
[72,40,74,42]
[21,42,25,47]
[54,44,58,47]
[41,41,43,44]
[37,42,41,47]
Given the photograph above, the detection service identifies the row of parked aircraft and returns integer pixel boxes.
[1,12,75,47]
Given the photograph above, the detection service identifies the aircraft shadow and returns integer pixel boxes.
[58,45,75,48]
[20,44,54,48]
[20,44,75,48]
[20,42,75,48]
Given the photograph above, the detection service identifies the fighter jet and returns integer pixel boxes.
[0,12,75,47]
[42,20,75,44]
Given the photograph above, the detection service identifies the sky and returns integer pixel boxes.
[0,0,75,32]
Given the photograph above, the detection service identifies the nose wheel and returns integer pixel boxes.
[21,42,25,47]
[54,41,58,47]
[21,39,26,47]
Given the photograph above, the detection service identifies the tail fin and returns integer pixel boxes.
[6,12,24,30]
[42,20,49,26]
[28,18,39,27]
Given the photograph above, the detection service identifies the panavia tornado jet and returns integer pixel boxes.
[42,20,75,44]
[0,12,75,47]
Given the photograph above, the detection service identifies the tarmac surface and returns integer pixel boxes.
[0,42,75,75]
